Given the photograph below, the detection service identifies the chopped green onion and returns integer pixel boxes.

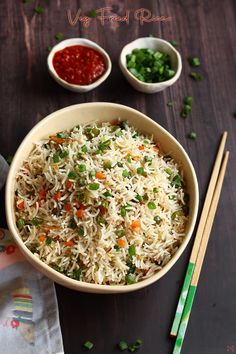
[154,215,162,224]
[136,167,144,175]
[189,72,203,81]
[144,156,152,162]
[114,245,120,251]
[103,191,113,198]
[46,237,52,246]
[153,187,158,193]
[184,96,193,106]
[115,129,123,137]
[91,127,100,137]
[78,178,86,186]
[167,101,173,107]
[55,32,64,41]
[81,144,88,153]
[165,168,172,175]
[89,183,100,190]
[57,132,67,139]
[118,341,128,351]
[117,162,124,167]
[115,230,126,238]
[16,218,25,229]
[96,215,107,225]
[169,40,178,47]
[126,48,176,83]
[135,194,143,202]
[171,210,181,220]
[34,5,44,14]
[188,57,201,67]
[88,170,96,178]
[181,104,192,118]
[127,157,132,163]
[77,164,86,172]
[78,227,85,237]
[128,244,136,256]
[126,273,136,285]
[148,201,156,210]
[187,131,197,140]
[103,160,112,169]
[72,268,82,280]
[59,149,69,158]
[53,153,60,163]
[122,170,131,178]
[83,341,94,350]
[129,339,143,352]
[68,171,77,180]
[120,206,127,217]
[171,174,182,188]
[98,139,111,151]
[31,217,42,226]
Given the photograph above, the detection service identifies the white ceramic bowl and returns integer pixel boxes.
[5,103,198,293]
[119,37,182,93]
[47,38,112,93]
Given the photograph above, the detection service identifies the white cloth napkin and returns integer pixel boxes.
[0,229,64,354]
[0,156,64,354]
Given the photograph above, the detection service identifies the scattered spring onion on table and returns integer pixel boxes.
[126,48,176,83]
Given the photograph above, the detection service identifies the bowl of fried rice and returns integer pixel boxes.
[5,102,198,293]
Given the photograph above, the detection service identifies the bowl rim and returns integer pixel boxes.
[5,102,199,293]
[47,38,112,89]
[119,37,182,87]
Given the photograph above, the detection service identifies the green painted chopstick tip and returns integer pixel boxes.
[170,262,195,336]
[172,285,197,354]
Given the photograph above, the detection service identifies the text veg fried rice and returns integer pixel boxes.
[15,120,189,285]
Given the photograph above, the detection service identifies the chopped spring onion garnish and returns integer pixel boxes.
[189,72,203,81]
[83,341,94,350]
[187,131,197,140]
[126,48,176,83]
[188,57,201,67]
[118,340,128,351]
[88,183,100,190]
[126,273,136,284]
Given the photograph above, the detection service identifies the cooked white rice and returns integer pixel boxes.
[15,120,189,285]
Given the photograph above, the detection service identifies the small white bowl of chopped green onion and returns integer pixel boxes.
[119,37,182,93]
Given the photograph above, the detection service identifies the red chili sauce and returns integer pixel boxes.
[53,45,106,86]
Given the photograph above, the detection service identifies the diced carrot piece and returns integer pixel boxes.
[17,200,25,209]
[39,235,46,242]
[117,239,126,248]
[49,136,64,144]
[64,240,75,247]
[53,165,59,171]
[138,145,145,150]
[66,180,74,189]
[54,192,61,202]
[64,203,71,212]
[131,220,141,229]
[38,188,47,201]
[100,206,107,215]
[95,171,106,179]
[76,209,84,218]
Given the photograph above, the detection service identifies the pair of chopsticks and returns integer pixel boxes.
[171,132,229,354]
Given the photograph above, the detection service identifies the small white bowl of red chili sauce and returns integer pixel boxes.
[47,38,112,93]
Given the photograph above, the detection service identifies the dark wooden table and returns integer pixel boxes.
[1,1,236,353]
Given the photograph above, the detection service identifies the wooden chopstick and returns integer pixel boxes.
[172,151,229,354]
[170,132,228,337]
